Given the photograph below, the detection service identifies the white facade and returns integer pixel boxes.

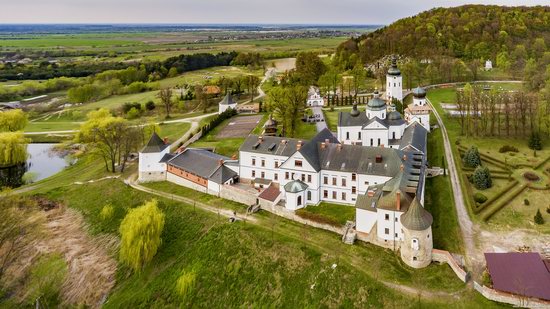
[306,86,324,106]
[404,89,431,132]
[485,60,493,71]
[219,102,237,114]
[386,74,403,102]
[138,147,170,182]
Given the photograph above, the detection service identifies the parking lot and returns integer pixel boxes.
[216,115,263,138]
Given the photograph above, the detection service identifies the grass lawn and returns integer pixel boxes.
[25,121,81,132]
[490,188,550,233]
[159,66,263,88]
[158,122,191,143]
[296,202,356,226]
[293,120,318,140]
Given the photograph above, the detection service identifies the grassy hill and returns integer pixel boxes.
[336,5,549,63]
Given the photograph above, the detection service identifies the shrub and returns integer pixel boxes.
[145,100,156,111]
[100,204,115,221]
[474,193,488,204]
[523,172,540,181]
[26,253,67,307]
[498,145,519,153]
[122,102,142,114]
[119,199,165,272]
[175,270,196,299]
[546,206,550,214]
[524,199,530,206]
[472,166,492,190]
[463,146,481,168]
[528,132,543,150]
[534,209,544,225]
[126,107,141,119]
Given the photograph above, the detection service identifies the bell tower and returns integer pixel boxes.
[386,56,403,103]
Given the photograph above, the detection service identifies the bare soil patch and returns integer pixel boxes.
[216,115,262,138]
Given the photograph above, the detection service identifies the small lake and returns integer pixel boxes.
[27,143,70,182]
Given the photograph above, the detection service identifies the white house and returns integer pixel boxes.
[306,86,324,107]
[386,56,403,102]
[404,87,431,132]
[218,93,237,114]
[138,132,171,182]
[485,59,493,71]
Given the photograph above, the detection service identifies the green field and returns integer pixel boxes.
[158,122,192,143]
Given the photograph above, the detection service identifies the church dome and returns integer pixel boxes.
[264,114,277,127]
[388,111,402,121]
[387,56,401,76]
[412,87,426,98]
[350,102,360,117]
[367,90,386,110]
[284,180,308,193]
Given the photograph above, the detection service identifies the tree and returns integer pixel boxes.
[119,199,165,272]
[157,88,174,119]
[528,131,543,150]
[350,63,367,97]
[318,67,341,97]
[167,67,178,78]
[472,166,492,190]
[295,52,326,85]
[463,146,481,168]
[0,132,29,166]
[0,109,28,132]
[496,51,511,72]
[266,86,307,137]
[534,209,544,225]
[244,75,261,102]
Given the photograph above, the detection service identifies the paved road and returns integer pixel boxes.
[311,106,328,132]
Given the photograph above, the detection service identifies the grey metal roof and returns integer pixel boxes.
[240,135,301,157]
[367,91,387,109]
[298,128,340,171]
[159,153,175,163]
[141,132,170,153]
[209,165,238,184]
[284,180,308,193]
[399,123,428,154]
[400,197,432,231]
[387,56,401,76]
[388,111,402,121]
[219,93,235,105]
[412,86,426,98]
[167,148,229,180]
[339,112,405,128]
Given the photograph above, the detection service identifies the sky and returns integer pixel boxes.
[0,0,548,25]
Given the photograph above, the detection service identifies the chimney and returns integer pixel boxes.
[367,190,375,197]
[337,144,342,151]
[258,136,263,143]
[375,155,382,163]
[396,191,401,211]
[231,154,237,160]
[297,141,302,150]
[177,146,186,153]
[380,144,384,148]
[218,159,224,166]
[163,137,169,144]
[403,154,407,161]
[400,164,404,171]
[324,138,330,144]
[321,142,326,149]
[281,139,287,145]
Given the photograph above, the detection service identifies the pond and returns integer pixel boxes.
[26,143,70,182]
[0,143,70,188]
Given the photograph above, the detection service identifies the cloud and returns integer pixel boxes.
[0,0,548,24]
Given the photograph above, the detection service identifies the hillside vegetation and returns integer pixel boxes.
[337,5,549,63]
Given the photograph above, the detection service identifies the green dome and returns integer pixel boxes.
[284,180,308,193]
[367,91,386,110]
[412,87,426,98]
[388,111,402,121]
[400,198,433,231]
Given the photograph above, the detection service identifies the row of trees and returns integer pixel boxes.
[0,77,82,102]
[455,84,548,138]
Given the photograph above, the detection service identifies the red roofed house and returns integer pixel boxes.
[484,252,550,301]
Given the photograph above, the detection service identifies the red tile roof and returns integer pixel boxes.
[258,184,281,202]
[485,252,550,301]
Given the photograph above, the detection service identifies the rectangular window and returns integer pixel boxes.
[285,172,289,180]
[365,181,369,185]
[385,228,389,235]
[352,186,356,194]
[252,170,256,178]
[332,191,336,199]
[301,174,305,182]
[395,217,398,222]
[261,159,265,167]
[377,138,381,146]
[342,178,346,187]
[358,132,361,140]
[324,176,328,185]
[307,191,312,201]
[323,190,328,198]
[332,177,336,186]
[275,161,279,168]
[261,171,265,178]
[307,175,311,183]
[352,173,356,181]
[346,132,349,140]
[341,192,346,201]
[252,158,256,166]
[385,214,389,220]
[395,233,398,238]
[274,173,278,181]
[295,160,303,167]
[370,139,373,146]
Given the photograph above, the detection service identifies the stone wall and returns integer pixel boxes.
[431,249,469,283]
[473,282,550,308]
[262,204,344,235]
[182,130,203,148]
[138,171,166,183]
[167,173,207,193]
[219,185,257,206]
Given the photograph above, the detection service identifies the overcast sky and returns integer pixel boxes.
[1,0,548,24]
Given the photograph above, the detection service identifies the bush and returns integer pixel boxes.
[546,206,550,214]
[463,146,481,168]
[145,100,156,111]
[126,107,141,119]
[498,145,519,153]
[122,102,142,114]
[175,270,196,299]
[473,166,492,190]
[528,132,542,150]
[474,193,488,204]
[100,204,115,221]
[524,199,530,206]
[534,209,544,225]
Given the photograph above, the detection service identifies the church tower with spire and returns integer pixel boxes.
[386,56,403,103]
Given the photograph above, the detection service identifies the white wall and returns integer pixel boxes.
[386,75,403,102]
[138,147,170,182]
[167,172,207,193]
[356,209,377,234]
[219,103,237,114]
[376,209,404,241]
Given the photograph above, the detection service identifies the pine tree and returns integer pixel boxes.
[463,146,482,168]
[534,209,544,225]
[473,166,492,190]
[528,131,542,150]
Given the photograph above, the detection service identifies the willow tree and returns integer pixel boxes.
[0,132,29,167]
[0,109,28,132]
[119,199,165,272]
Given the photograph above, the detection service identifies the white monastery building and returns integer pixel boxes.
[386,56,403,102]
[306,86,324,107]
[218,93,237,114]
[404,87,431,132]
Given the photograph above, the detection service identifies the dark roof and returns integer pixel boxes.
[284,180,308,193]
[367,91,386,110]
[159,153,175,163]
[400,197,432,230]
[258,184,281,202]
[399,123,428,154]
[318,144,404,176]
[388,111,402,121]
[167,148,229,181]
[485,252,550,301]
[219,93,235,106]
[350,103,360,117]
[387,56,401,76]
[412,86,427,98]
[339,113,405,128]
[209,165,238,184]
[298,128,340,171]
[141,132,170,153]
[240,135,301,157]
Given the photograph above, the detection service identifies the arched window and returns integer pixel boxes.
[297,195,302,206]
[411,238,419,250]
[307,191,311,201]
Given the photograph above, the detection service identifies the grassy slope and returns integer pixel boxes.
[296,202,356,226]
[158,122,191,143]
